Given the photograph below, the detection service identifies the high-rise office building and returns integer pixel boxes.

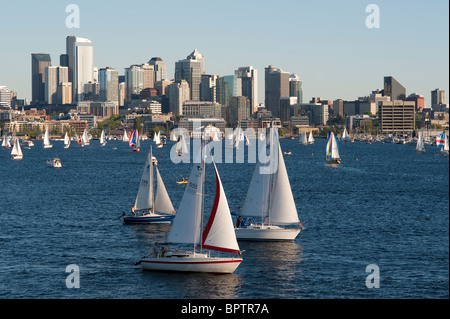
[200,74,218,102]
[141,63,155,90]
[431,88,445,107]
[99,67,119,102]
[383,76,406,101]
[175,49,205,101]
[0,86,11,108]
[229,96,250,125]
[265,65,290,118]
[289,74,303,104]
[380,100,415,134]
[125,65,144,101]
[66,36,95,102]
[149,57,167,82]
[167,80,190,115]
[45,66,69,104]
[31,53,52,105]
[235,66,258,114]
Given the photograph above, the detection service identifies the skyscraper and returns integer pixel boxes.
[0,86,11,108]
[99,67,119,102]
[66,36,95,102]
[265,65,290,118]
[175,49,205,101]
[31,53,51,105]
[125,65,144,101]
[45,66,68,104]
[289,74,303,104]
[384,76,406,101]
[431,88,445,107]
[167,80,190,115]
[149,57,167,82]
[235,66,258,114]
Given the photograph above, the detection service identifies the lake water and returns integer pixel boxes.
[0,137,448,300]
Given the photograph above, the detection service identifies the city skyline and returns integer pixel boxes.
[0,0,448,105]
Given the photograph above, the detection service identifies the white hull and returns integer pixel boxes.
[43,144,53,149]
[12,155,23,160]
[141,253,242,274]
[235,225,301,241]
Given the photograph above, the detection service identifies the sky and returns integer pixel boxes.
[0,0,448,105]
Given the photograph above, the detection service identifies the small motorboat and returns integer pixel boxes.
[284,151,292,155]
[47,158,62,168]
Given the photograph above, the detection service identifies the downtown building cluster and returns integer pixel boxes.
[0,35,448,138]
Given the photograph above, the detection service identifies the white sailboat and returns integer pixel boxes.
[100,130,107,146]
[64,132,71,149]
[123,146,175,224]
[82,128,90,146]
[416,132,425,152]
[122,129,129,142]
[153,131,163,148]
[342,127,349,142]
[326,132,341,164]
[2,132,11,149]
[140,144,242,273]
[444,134,449,155]
[308,131,315,144]
[43,127,53,149]
[176,134,188,157]
[235,132,302,241]
[298,129,307,145]
[11,138,23,160]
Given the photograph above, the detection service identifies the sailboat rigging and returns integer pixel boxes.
[139,143,242,273]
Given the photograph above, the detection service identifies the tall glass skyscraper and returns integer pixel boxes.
[235,66,258,114]
[149,57,167,82]
[99,67,119,102]
[66,36,94,102]
[31,53,52,105]
[174,49,205,101]
[265,65,290,118]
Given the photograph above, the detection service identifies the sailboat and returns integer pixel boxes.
[11,138,23,160]
[64,132,71,149]
[122,129,129,142]
[235,130,302,241]
[153,131,163,148]
[82,128,90,146]
[176,134,188,157]
[416,132,425,153]
[341,127,349,142]
[436,132,449,156]
[100,130,107,147]
[298,129,307,145]
[308,131,315,144]
[2,132,11,149]
[326,132,341,164]
[43,127,53,149]
[129,130,140,152]
[123,146,175,224]
[139,144,242,273]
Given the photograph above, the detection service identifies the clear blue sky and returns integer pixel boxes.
[1,0,448,105]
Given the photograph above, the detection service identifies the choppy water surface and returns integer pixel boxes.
[0,138,448,299]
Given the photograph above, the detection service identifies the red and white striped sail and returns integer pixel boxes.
[202,162,241,254]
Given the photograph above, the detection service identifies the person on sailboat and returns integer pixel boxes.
[236,216,243,228]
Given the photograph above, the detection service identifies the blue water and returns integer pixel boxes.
[0,138,448,299]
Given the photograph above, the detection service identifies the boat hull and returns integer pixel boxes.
[140,256,242,274]
[123,214,175,224]
[235,225,301,241]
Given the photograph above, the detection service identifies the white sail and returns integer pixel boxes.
[43,127,52,148]
[308,131,315,144]
[330,132,340,159]
[2,133,11,148]
[269,144,300,225]
[166,149,205,245]
[202,161,241,254]
[64,132,71,148]
[154,166,175,214]
[122,130,128,142]
[134,148,154,211]
[342,127,348,140]
[416,132,425,152]
[11,138,18,155]
[100,130,106,145]
[299,129,307,145]
[443,134,448,153]
[240,160,271,219]
[154,131,161,144]
[82,128,90,145]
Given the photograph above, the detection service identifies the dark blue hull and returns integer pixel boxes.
[123,214,175,224]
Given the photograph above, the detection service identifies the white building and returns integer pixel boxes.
[45,66,69,104]
[0,86,11,108]
[71,37,94,102]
